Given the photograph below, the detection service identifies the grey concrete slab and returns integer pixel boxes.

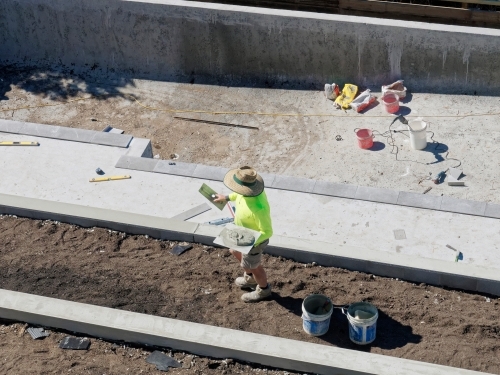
[126,138,153,158]
[477,279,500,296]
[440,197,487,216]
[21,122,61,138]
[260,173,276,187]
[367,262,405,279]
[89,132,133,148]
[193,224,223,244]
[397,191,443,210]
[115,155,159,172]
[271,175,316,193]
[312,180,358,199]
[171,203,211,221]
[192,164,228,181]
[0,290,486,375]
[0,119,24,134]
[403,268,441,286]
[440,273,478,292]
[153,160,197,177]
[355,186,400,205]
[484,203,500,219]
[54,127,97,143]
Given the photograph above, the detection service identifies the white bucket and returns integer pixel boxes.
[342,302,378,345]
[301,294,333,336]
[408,120,428,150]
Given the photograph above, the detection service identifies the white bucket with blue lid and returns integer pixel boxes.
[342,302,378,345]
[301,294,333,336]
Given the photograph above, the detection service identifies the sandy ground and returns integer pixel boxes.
[0,215,499,374]
[1,66,500,204]
[0,322,302,375]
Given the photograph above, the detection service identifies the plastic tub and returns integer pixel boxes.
[408,120,428,150]
[355,129,374,149]
[382,93,400,114]
[301,294,333,336]
[342,302,378,345]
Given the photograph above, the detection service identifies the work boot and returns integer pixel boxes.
[241,284,272,303]
[235,273,258,289]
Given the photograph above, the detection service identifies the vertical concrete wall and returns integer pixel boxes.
[1,0,500,94]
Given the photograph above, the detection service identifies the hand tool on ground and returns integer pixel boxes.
[89,175,131,182]
[0,141,39,146]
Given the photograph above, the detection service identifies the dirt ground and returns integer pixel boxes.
[0,322,302,375]
[1,66,500,204]
[0,216,499,374]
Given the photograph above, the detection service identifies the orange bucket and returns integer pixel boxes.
[356,129,374,149]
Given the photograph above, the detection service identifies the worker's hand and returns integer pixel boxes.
[213,194,228,203]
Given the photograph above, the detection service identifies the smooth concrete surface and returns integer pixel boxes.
[1,131,499,295]
[0,289,488,375]
[2,0,500,94]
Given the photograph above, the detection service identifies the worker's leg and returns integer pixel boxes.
[248,264,267,288]
[234,241,272,302]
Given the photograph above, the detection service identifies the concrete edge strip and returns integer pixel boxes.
[0,119,132,148]
[114,155,500,220]
[0,289,486,375]
[0,193,498,297]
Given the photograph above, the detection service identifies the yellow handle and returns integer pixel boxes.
[0,141,39,146]
[89,175,131,182]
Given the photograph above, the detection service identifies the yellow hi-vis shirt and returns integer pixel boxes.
[228,191,273,246]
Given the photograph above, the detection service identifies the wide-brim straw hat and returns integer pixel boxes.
[223,166,264,197]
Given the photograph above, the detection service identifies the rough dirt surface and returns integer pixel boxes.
[0,216,499,374]
[1,66,500,204]
[0,322,302,375]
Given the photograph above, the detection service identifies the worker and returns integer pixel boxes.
[214,166,273,302]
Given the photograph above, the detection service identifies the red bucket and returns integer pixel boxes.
[356,129,374,149]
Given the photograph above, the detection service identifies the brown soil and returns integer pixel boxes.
[0,322,300,375]
[0,215,499,374]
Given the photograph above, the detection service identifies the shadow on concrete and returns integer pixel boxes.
[400,92,413,104]
[0,65,135,104]
[273,293,421,351]
[369,141,386,151]
[395,106,412,116]
[424,140,449,165]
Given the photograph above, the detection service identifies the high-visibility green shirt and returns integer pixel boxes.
[228,191,273,246]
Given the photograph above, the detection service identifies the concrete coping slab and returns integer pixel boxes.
[115,155,498,220]
[1,193,498,297]
[0,289,487,375]
[0,119,132,148]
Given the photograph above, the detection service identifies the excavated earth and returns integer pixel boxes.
[0,215,499,374]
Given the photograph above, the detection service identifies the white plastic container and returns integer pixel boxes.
[342,302,379,345]
[408,119,428,150]
[301,294,333,336]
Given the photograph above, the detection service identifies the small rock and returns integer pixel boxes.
[182,355,194,369]
[153,154,160,159]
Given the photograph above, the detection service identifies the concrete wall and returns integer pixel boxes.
[1,0,500,94]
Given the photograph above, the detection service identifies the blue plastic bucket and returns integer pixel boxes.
[342,302,378,345]
[301,294,333,336]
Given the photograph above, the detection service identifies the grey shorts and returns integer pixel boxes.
[241,240,269,270]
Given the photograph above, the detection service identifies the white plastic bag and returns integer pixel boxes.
[382,80,407,99]
[324,83,340,100]
[350,89,376,113]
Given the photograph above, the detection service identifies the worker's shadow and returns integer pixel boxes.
[273,294,421,351]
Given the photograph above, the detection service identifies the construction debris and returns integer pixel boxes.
[350,89,376,113]
[27,327,50,340]
[448,167,465,186]
[171,243,193,256]
[146,351,181,372]
[324,83,340,100]
[59,337,91,350]
[382,80,407,99]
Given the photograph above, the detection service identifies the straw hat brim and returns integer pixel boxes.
[223,168,264,197]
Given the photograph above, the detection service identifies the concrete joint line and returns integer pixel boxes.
[0,289,487,375]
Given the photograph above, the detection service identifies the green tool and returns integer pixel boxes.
[199,183,225,211]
